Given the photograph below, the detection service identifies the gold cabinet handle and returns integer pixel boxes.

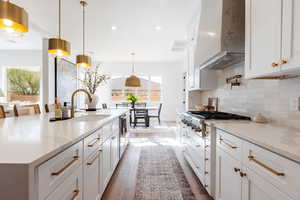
[69,189,80,200]
[234,167,240,172]
[248,155,285,176]
[220,138,237,149]
[240,172,247,177]
[272,62,279,67]
[195,144,201,148]
[51,156,79,176]
[87,137,100,147]
[87,151,101,166]
[279,59,287,65]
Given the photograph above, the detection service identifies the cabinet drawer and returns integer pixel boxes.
[84,129,101,160]
[243,141,300,200]
[102,123,112,142]
[45,166,82,200]
[216,129,242,160]
[38,141,83,200]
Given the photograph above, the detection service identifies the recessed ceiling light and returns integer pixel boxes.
[111,26,117,30]
[155,26,161,31]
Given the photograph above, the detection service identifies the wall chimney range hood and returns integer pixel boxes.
[195,0,245,70]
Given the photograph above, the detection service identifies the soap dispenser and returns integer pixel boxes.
[62,102,69,118]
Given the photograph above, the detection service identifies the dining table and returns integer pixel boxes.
[129,106,159,127]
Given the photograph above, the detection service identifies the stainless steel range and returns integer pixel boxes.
[178,111,250,197]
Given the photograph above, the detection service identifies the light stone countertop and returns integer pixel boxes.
[205,120,300,164]
[0,109,128,166]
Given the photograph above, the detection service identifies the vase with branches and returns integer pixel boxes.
[78,64,109,109]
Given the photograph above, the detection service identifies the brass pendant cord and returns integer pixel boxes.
[82,2,85,55]
[131,53,135,74]
[58,0,61,38]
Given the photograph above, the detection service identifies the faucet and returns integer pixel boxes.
[71,89,92,118]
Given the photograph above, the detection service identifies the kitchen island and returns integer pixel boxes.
[0,109,129,200]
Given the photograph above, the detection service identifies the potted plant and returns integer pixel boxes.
[78,64,109,109]
[126,93,138,108]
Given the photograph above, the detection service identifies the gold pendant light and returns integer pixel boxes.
[48,0,71,56]
[125,53,141,87]
[0,0,28,33]
[76,1,91,67]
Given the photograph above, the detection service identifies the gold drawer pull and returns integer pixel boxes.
[87,152,100,166]
[220,138,237,149]
[51,156,79,176]
[234,167,240,172]
[272,62,279,67]
[195,144,201,148]
[69,189,80,200]
[87,137,100,147]
[248,155,285,176]
[279,59,287,65]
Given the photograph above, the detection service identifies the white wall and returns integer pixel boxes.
[96,62,184,121]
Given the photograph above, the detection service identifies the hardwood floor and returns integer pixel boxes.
[101,122,212,200]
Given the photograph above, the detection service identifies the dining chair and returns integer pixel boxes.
[0,105,6,119]
[148,103,162,124]
[135,102,147,107]
[102,103,108,109]
[133,108,149,127]
[45,103,61,113]
[14,104,41,117]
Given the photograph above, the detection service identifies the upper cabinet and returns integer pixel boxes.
[245,0,300,78]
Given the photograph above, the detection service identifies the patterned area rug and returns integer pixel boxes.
[134,144,196,200]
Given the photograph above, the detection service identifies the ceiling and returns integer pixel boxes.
[1,0,200,62]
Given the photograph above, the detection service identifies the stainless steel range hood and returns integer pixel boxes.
[195,0,245,70]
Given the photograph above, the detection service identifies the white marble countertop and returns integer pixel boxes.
[205,120,300,164]
[0,109,128,165]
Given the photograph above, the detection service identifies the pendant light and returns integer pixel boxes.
[125,53,141,87]
[0,0,28,33]
[76,1,91,67]
[48,0,71,56]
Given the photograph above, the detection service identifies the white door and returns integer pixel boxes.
[281,0,300,71]
[241,167,294,200]
[216,148,242,200]
[245,0,282,78]
[102,138,111,191]
[84,150,101,200]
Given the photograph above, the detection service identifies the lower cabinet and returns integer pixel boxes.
[45,167,82,200]
[37,116,127,200]
[215,129,298,200]
[216,147,242,200]
[102,137,112,191]
[84,149,102,200]
[110,133,119,170]
[241,166,293,200]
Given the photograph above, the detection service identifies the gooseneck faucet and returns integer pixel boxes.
[71,89,92,118]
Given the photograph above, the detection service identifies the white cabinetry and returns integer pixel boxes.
[34,115,127,200]
[84,150,102,200]
[245,0,300,78]
[102,136,112,191]
[45,167,82,200]
[241,166,293,200]
[216,148,241,200]
[215,129,299,200]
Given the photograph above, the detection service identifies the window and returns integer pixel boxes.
[5,67,40,103]
[111,76,162,102]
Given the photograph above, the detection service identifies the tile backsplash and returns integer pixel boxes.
[197,62,300,130]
